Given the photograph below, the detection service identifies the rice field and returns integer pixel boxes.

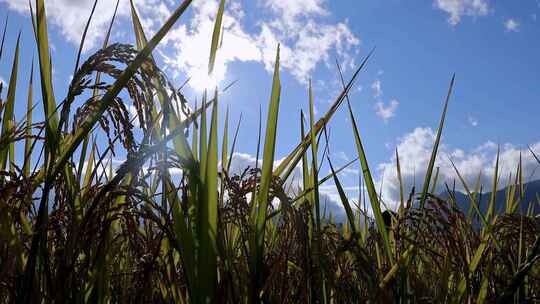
[0,0,539,303]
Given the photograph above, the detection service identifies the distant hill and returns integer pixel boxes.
[331,181,540,226]
[440,179,540,217]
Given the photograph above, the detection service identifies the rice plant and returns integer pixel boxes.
[0,1,539,303]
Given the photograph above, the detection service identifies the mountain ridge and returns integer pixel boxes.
[439,179,540,216]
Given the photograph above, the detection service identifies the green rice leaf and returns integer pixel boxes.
[419,75,454,207]
[35,0,60,150]
[198,88,219,302]
[396,148,405,215]
[346,99,394,264]
[0,32,20,173]
[328,156,356,233]
[222,106,229,173]
[252,44,281,300]
[208,0,225,75]
[23,58,34,177]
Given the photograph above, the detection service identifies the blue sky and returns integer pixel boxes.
[1,0,540,214]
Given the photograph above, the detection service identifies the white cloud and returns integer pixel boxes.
[161,1,262,92]
[468,115,478,127]
[264,0,327,25]
[0,0,175,51]
[227,152,261,175]
[134,0,172,35]
[377,127,540,208]
[0,0,129,51]
[262,20,359,82]
[375,99,399,122]
[257,0,359,83]
[434,0,490,25]
[342,167,360,176]
[170,0,359,86]
[2,0,360,91]
[161,0,360,90]
[160,0,359,90]
[371,79,382,97]
[334,151,349,162]
[505,18,520,32]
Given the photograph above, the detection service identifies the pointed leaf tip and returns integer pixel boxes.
[208,0,225,75]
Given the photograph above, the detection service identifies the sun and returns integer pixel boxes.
[188,66,225,93]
